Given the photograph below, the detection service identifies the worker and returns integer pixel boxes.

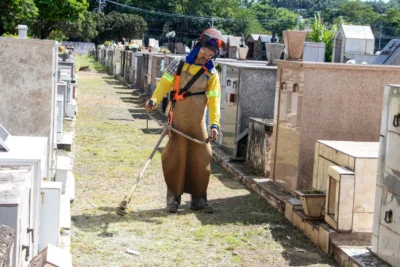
[145,28,225,213]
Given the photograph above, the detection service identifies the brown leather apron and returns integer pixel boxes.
[161,65,212,196]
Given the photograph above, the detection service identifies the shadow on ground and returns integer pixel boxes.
[72,190,335,266]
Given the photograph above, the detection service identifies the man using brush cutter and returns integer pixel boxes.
[145,28,225,213]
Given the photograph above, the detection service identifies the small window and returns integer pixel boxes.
[233,81,237,89]
[227,79,231,86]
[229,94,236,103]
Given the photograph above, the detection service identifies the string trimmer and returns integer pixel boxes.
[116,112,211,216]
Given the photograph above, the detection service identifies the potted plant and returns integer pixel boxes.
[294,189,326,218]
[283,30,307,60]
[303,13,326,62]
[130,43,139,52]
[58,46,69,61]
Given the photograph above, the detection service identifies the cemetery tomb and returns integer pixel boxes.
[58,61,75,82]
[332,25,376,63]
[245,34,260,60]
[227,36,241,59]
[257,35,274,60]
[271,61,400,194]
[303,42,326,62]
[0,136,48,256]
[372,84,400,266]
[311,141,379,232]
[373,39,400,65]
[0,38,58,180]
[246,118,274,177]
[217,62,277,159]
[120,50,126,77]
[150,54,165,90]
[135,53,143,89]
[141,53,150,92]
[0,167,34,267]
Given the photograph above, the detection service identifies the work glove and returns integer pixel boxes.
[145,99,156,113]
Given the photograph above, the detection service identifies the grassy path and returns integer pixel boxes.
[70,55,336,267]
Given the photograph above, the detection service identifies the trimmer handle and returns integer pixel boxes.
[205,136,213,144]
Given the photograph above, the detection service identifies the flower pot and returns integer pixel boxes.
[131,47,138,52]
[237,47,249,60]
[294,189,326,218]
[302,42,326,62]
[283,30,307,61]
[266,43,285,65]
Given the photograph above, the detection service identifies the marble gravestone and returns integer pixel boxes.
[0,38,58,179]
[271,61,400,194]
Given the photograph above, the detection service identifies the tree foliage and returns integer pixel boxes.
[2,0,400,51]
[94,11,147,44]
[251,3,297,37]
[339,1,379,25]
[0,0,38,35]
[30,0,89,38]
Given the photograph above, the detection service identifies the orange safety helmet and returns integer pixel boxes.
[198,28,226,56]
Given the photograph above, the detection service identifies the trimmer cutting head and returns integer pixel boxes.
[116,199,129,216]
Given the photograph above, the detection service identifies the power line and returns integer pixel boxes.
[104,0,296,23]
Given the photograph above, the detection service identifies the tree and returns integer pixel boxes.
[0,0,38,35]
[251,4,297,38]
[59,11,98,42]
[228,8,267,37]
[95,11,147,44]
[30,0,89,38]
[381,8,400,40]
[339,1,379,25]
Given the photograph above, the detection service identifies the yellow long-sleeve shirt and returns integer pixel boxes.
[150,60,221,128]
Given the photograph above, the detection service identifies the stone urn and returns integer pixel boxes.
[60,53,69,61]
[294,189,326,218]
[237,47,249,60]
[282,30,308,61]
[266,43,285,65]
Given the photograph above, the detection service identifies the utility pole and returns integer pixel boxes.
[97,0,106,12]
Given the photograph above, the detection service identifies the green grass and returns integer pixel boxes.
[70,55,337,267]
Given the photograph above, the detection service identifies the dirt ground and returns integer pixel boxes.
[70,55,337,267]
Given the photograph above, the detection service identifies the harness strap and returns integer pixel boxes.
[178,67,206,96]
[183,91,206,97]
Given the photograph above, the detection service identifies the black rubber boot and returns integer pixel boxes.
[166,189,181,213]
[190,194,214,213]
